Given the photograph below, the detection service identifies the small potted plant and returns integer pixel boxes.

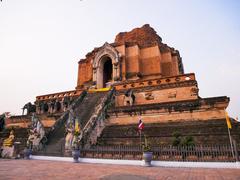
[72,131,80,163]
[142,136,153,167]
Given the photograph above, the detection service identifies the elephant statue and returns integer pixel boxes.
[124,89,135,106]
[22,102,36,115]
[49,100,56,114]
[63,96,70,111]
[54,100,61,112]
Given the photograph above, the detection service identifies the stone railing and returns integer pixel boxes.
[79,144,237,162]
[80,88,115,148]
[113,73,196,91]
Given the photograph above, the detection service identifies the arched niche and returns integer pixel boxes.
[93,42,121,88]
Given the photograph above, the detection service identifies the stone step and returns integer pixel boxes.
[75,92,107,128]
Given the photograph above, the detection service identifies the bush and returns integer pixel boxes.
[172,131,195,146]
[142,135,151,152]
[172,131,181,146]
[182,136,195,146]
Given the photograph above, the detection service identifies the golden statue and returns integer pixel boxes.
[3,130,15,147]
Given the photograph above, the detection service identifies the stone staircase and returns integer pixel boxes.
[78,89,115,148]
[33,91,87,156]
[75,92,108,129]
[35,122,65,157]
[34,89,114,156]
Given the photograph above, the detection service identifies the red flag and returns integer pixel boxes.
[138,118,144,130]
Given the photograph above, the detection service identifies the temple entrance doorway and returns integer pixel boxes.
[93,43,120,89]
[97,56,113,88]
[103,57,113,88]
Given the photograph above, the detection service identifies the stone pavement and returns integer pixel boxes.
[0,159,240,180]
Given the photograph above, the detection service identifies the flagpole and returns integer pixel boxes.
[140,130,142,149]
[225,108,234,158]
[227,125,235,158]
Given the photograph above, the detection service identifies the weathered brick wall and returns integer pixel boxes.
[76,24,183,89]
[139,46,161,77]
[115,86,198,107]
[125,45,140,75]
[77,59,93,89]
[98,119,240,145]
[107,109,226,126]
[5,116,31,128]
[114,24,162,47]
[5,115,59,128]
[107,96,229,127]
[113,74,197,106]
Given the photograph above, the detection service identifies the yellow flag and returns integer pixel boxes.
[225,111,232,129]
[75,120,80,132]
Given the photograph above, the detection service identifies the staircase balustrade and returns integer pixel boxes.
[80,88,115,147]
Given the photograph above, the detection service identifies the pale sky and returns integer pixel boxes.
[0,0,239,118]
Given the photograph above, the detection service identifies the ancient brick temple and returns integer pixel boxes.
[2,25,239,156]
[76,24,184,90]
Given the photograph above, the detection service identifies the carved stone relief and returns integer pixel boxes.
[190,86,199,96]
[145,92,154,100]
[168,90,177,98]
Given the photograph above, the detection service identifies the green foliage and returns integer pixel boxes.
[182,136,195,146]
[172,131,181,138]
[72,129,81,150]
[172,131,181,146]
[142,135,151,152]
[72,137,80,150]
[74,131,80,136]
[172,131,195,146]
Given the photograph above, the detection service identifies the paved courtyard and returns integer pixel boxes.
[0,159,240,180]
